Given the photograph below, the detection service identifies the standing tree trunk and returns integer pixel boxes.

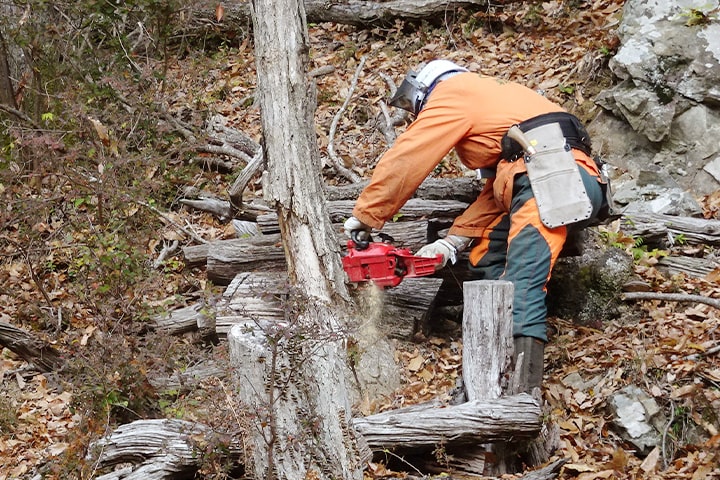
[0,28,17,109]
[228,0,365,479]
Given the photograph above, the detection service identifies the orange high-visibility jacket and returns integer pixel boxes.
[352,73,599,238]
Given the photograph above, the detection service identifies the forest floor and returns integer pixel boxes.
[1,0,720,479]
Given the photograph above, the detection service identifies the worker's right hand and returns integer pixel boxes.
[343,216,372,248]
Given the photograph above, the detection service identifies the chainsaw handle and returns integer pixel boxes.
[351,230,371,250]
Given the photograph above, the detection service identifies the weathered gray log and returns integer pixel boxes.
[352,393,541,449]
[658,255,720,279]
[0,321,64,372]
[89,419,241,480]
[257,199,468,234]
[206,237,286,285]
[153,305,203,334]
[216,272,443,340]
[184,219,430,268]
[214,272,288,336]
[621,212,720,247]
[180,178,479,223]
[189,0,504,30]
[375,277,444,338]
[189,221,433,285]
[325,177,481,203]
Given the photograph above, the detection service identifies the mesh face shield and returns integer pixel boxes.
[388,69,426,115]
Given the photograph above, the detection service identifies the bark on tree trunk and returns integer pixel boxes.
[0,29,17,109]
[233,0,366,477]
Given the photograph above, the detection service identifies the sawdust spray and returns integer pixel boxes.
[345,283,401,411]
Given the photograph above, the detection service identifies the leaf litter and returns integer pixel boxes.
[2,0,720,478]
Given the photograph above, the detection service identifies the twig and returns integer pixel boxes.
[327,56,366,183]
[621,291,720,310]
[685,344,720,361]
[377,101,397,144]
[661,399,675,470]
[0,236,55,317]
[135,200,208,245]
[0,103,41,129]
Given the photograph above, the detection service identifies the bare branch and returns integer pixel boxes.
[622,291,720,309]
[327,55,366,184]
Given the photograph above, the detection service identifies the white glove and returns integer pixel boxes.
[416,235,471,268]
[343,216,371,239]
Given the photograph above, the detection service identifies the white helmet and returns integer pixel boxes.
[388,60,468,115]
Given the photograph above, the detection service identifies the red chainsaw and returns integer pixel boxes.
[341,234,443,288]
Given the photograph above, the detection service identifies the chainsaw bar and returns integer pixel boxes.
[341,240,443,288]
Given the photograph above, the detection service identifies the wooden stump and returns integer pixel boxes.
[462,280,515,401]
[460,280,517,475]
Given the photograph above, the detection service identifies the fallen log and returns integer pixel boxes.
[0,321,64,372]
[153,305,203,335]
[657,255,720,279]
[184,220,430,267]
[352,393,541,449]
[256,199,468,234]
[187,220,433,284]
[215,272,443,340]
[89,419,242,480]
[325,177,481,203]
[621,212,720,247]
[179,178,479,225]
[187,0,505,30]
[206,237,286,285]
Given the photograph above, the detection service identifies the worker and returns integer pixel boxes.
[343,59,609,392]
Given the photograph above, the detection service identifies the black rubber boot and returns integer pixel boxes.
[513,336,545,394]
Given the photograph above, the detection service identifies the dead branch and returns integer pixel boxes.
[622,291,720,310]
[159,110,196,143]
[327,55,366,183]
[135,200,208,245]
[153,240,179,269]
[197,144,252,164]
[685,344,720,361]
[0,103,41,129]
[228,147,265,211]
[375,72,409,145]
[309,65,335,78]
[0,321,64,372]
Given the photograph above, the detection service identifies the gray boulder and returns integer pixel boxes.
[589,0,720,212]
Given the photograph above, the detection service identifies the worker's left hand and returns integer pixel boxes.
[416,235,471,269]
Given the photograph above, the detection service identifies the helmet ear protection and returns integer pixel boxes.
[388,60,468,115]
